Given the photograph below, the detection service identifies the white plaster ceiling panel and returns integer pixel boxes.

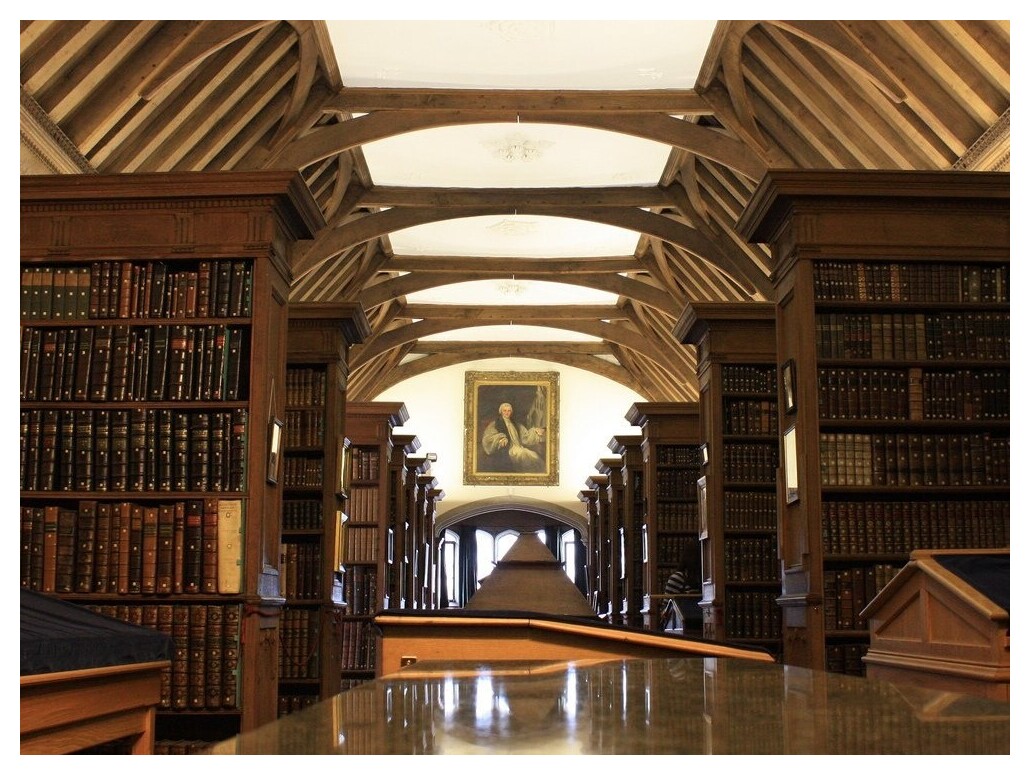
[386,214,644,256]
[329,20,717,89]
[405,279,619,305]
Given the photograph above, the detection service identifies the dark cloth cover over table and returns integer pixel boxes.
[21,588,172,676]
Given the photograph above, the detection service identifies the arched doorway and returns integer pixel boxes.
[435,497,589,608]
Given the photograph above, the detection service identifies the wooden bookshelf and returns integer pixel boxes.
[625,403,702,631]
[736,169,1010,675]
[676,302,782,659]
[608,435,645,629]
[19,171,322,748]
[412,470,440,609]
[578,487,600,613]
[401,454,432,610]
[278,303,369,716]
[340,402,409,685]
[425,485,446,608]
[597,457,627,626]
[384,433,420,609]
[585,472,612,620]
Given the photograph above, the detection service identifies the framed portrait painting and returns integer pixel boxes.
[464,370,559,486]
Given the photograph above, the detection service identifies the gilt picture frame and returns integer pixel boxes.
[463,370,559,486]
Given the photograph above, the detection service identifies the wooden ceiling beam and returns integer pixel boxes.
[409,341,611,355]
[174,51,297,171]
[295,203,765,296]
[385,255,639,273]
[399,304,630,321]
[361,185,673,208]
[149,29,296,172]
[96,24,279,171]
[270,109,766,179]
[43,22,159,126]
[356,269,678,316]
[326,87,713,113]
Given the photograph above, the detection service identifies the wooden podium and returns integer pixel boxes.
[861,549,1009,700]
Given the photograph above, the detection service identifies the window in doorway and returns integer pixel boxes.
[440,529,459,607]
[475,529,546,585]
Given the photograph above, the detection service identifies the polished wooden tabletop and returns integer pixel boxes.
[207,657,1009,755]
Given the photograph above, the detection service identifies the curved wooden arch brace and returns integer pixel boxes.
[139,21,277,100]
[269,108,767,181]
[370,348,648,399]
[770,21,907,103]
[351,317,669,371]
[273,22,320,143]
[357,269,680,317]
[294,205,762,296]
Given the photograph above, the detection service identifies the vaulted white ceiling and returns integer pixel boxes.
[327,20,717,316]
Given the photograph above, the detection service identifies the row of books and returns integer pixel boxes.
[350,447,381,481]
[21,324,247,403]
[825,643,867,677]
[655,444,702,466]
[818,366,1009,421]
[724,442,778,483]
[21,498,243,596]
[812,261,1008,304]
[20,259,255,321]
[85,602,240,711]
[278,694,320,718]
[723,491,777,531]
[343,524,381,564]
[823,564,902,631]
[282,499,324,531]
[815,311,1009,361]
[723,399,778,436]
[656,468,702,499]
[286,367,327,408]
[20,407,249,493]
[281,455,324,488]
[279,608,321,679]
[654,502,698,533]
[341,619,377,672]
[723,537,779,582]
[820,499,1009,556]
[724,590,782,640]
[344,565,379,616]
[279,541,323,600]
[818,431,1010,487]
[655,534,698,565]
[285,408,325,448]
[348,485,380,524]
[722,365,777,394]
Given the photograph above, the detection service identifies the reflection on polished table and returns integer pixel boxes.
[206,657,1009,755]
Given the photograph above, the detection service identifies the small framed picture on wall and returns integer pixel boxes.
[781,359,797,415]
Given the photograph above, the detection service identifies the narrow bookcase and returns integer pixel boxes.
[278,303,369,716]
[597,457,626,625]
[608,434,646,628]
[584,472,612,619]
[412,469,443,609]
[20,171,323,749]
[737,169,1010,676]
[341,402,409,685]
[400,454,432,610]
[625,402,702,631]
[577,486,599,611]
[677,302,783,660]
[384,433,421,609]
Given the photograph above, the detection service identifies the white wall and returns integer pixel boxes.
[371,357,644,519]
